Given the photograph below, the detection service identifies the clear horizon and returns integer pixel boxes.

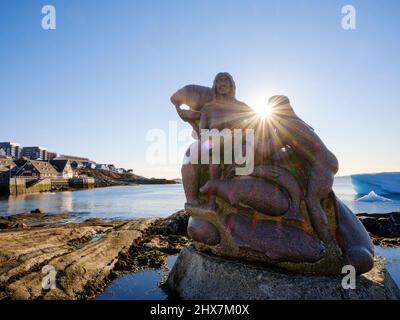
[1,1,399,179]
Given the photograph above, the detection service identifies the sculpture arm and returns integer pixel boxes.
[175,107,201,122]
[199,106,210,131]
[171,94,201,122]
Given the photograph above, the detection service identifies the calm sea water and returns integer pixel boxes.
[334,176,400,214]
[0,184,186,219]
[1,176,400,218]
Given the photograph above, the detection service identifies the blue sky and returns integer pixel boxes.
[0,0,399,178]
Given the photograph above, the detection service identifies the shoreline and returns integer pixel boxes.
[0,210,188,300]
[357,212,400,247]
[0,167,177,197]
[0,180,179,199]
[0,210,398,300]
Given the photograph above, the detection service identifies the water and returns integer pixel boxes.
[333,176,400,214]
[375,246,400,289]
[1,176,399,218]
[96,255,177,300]
[0,184,186,220]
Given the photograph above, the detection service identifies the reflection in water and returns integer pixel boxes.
[375,246,400,289]
[96,255,178,300]
[4,192,73,214]
[0,177,399,218]
[0,185,186,220]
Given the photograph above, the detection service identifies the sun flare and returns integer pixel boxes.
[251,99,273,119]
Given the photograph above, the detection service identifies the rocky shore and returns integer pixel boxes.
[0,210,398,300]
[77,168,177,188]
[0,210,188,300]
[357,212,400,247]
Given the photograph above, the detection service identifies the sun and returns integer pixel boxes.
[250,99,273,119]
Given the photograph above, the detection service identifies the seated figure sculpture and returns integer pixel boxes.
[172,73,374,275]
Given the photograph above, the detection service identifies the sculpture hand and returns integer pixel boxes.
[175,107,201,122]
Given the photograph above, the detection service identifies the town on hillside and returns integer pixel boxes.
[0,141,174,196]
[0,142,134,179]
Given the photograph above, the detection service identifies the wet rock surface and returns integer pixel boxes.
[0,210,73,229]
[0,211,189,300]
[168,246,400,300]
[158,210,189,236]
[357,212,400,247]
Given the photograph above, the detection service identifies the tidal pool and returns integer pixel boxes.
[96,255,178,300]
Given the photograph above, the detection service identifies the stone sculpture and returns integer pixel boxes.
[172,73,374,275]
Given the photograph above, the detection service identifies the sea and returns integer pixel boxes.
[1,176,399,218]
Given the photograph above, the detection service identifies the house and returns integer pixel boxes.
[70,160,84,169]
[108,164,117,173]
[14,160,58,179]
[54,155,96,170]
[82,161,96,169]
[0,156,16,173]
[50,160,74,179]
[96,164,109,170]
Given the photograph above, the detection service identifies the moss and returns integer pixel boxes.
[371,236,400,247]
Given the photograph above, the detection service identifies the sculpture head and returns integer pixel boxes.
[212,72,236,100]
[268,95,313,131]
[268,95,294,117]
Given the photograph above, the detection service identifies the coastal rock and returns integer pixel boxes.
[0,212,72,228]
[0,218,157,299]
[159,210,189,236]
[0,217,10,229]
[76,168,176,188]
[168,246,400,300]
[10,222,29,229]
[357,212,400,246]
[357,212,400,238]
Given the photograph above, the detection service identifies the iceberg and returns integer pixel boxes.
[351,172,400,196]
[356,191,393,202]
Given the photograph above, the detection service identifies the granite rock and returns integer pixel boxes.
[168,246,400,300]
[159,210,189,236]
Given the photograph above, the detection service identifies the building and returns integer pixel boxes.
[14,160,58,179]
[0,142,21,158]
[70,160,84,169]
[50,160,74,179]
[82,161,96,169]
[96,164,109,170]
[55,155,96,169]
[47,152,58,160]
[21,146,48,161]
[0,156,16,173]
